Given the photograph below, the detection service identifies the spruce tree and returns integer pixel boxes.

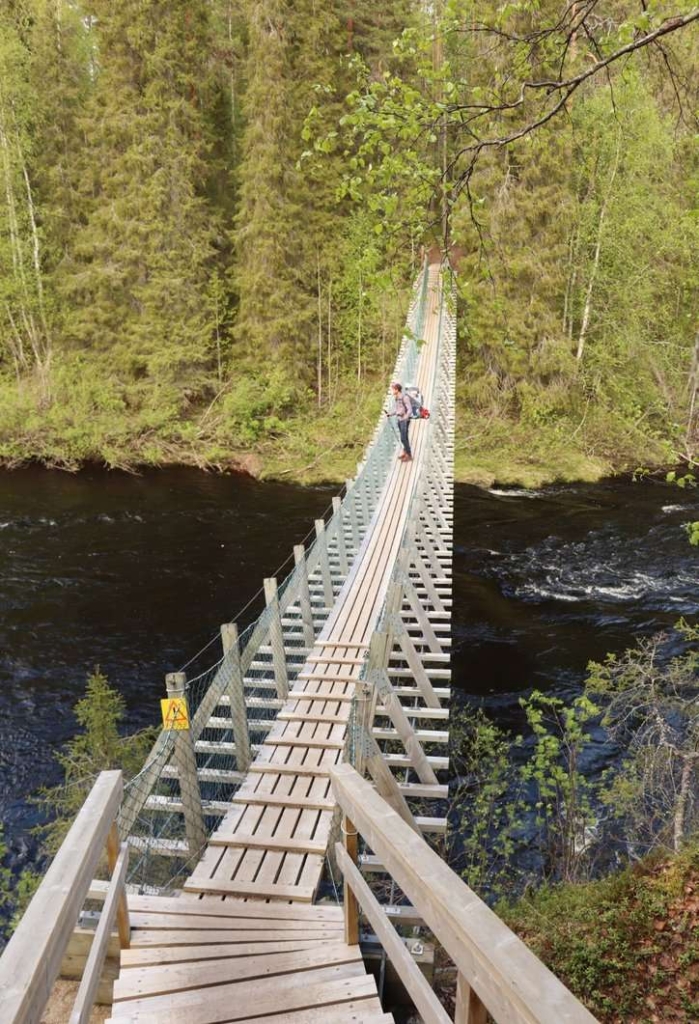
[59,0,220,397]
[0,4,52,394]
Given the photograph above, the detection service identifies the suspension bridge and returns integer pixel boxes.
[0,260,597,1024]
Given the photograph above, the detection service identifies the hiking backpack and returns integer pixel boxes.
[405,383,430,419]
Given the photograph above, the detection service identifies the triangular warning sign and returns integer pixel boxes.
[160,697,190,731]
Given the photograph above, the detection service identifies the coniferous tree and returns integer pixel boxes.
[0,4,52,395]
[60,1,220,395]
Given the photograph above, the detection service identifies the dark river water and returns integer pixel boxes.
[1,469,698,885]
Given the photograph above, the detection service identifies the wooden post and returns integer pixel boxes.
[293,546,316,648]
[455,973,488,1024]
[220,623,252,772]
[105,822,130,949]
[357,474,370,528]
[352,680,376,776]
[314,520,335,606]
[343,816,360,945]
[345,479,360,549]
[165,673,207,856]
[332,496,349,575]
[263,578,289,699]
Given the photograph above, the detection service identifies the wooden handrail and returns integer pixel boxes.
[336,842,451,1024]
[330,763,598,1024]
[0,770,129,1024]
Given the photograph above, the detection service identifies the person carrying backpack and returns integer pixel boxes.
[387,382,413,462]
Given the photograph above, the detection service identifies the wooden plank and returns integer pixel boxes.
[183,878,317,902]
[263,736,344,750]
[278,712,348,725]
[231,792,334,811]
[0,770,123,1024]
[113,942,363,1001]
[108,964,373,1022]
[121,894,343,922]
[337,844,450,1024]
[247,762,334,778]
[129,928,343,948]
[70,842,130,1024]
[120,939,329,968]
[208,834,328,855]
[305,656,365,666]
[128,913,340,933]
[106,823,130,949]
[311,640,367,648]
[213,1000,392,1024]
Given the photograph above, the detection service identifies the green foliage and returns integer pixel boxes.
[586,625,699,855]
[687,522,699,546]
[500,845,699,1022]
[0,826,40,944]
[36,668,156,854]
[520,691,600,882]
[0,1,698,483]
[449,707,524,898]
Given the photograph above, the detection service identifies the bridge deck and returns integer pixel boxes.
[108,893,391,1022]
[181,264,443,906]
[108,265,445,1022]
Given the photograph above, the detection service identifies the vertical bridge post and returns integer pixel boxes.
[342,815,360,946]
[220,622,252,772]
[165,672,207,856]
[455,973,488,1024]
[264,577,289,699]
[293,545,316,649]
[314,519,335,606]
[331,496,349,575]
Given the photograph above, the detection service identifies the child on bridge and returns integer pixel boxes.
[387,382,413,462]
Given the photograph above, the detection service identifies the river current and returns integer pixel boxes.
[1,469,697,881]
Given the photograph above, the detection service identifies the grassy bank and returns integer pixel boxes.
[0,376,680,489]
[499,845,699,1023]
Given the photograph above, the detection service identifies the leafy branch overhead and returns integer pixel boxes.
[329,2,699,226]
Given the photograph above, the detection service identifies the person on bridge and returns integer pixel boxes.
[388,382,413,462]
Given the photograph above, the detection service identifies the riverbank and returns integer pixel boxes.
[0,394,682,489]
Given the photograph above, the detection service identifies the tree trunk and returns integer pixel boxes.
[685,330,699,449]
[317,255,323,407]
[576,134,621,363]
[673,756,695,852]
[357,270,363,383]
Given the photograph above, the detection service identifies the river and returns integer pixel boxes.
[1,469,697,885]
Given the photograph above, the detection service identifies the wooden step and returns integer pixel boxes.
[145,795,232,816]
[208,834,328,855]
[231,792,334,812]
[263,736,344,750]
[247,762,335,778]
[183,878,317,902]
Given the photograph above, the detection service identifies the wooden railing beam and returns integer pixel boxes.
[330,763,598,1024]
[0,771,124,1024]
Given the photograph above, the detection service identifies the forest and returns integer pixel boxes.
[1,0,698,485]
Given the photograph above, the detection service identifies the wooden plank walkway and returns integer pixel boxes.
[107,893,391,1023]
[109,264,448,1023]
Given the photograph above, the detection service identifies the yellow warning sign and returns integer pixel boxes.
[161,697,190,731]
